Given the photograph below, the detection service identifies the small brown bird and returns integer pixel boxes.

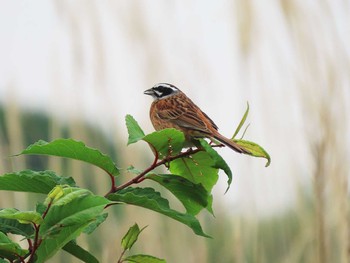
[144,83,248,154]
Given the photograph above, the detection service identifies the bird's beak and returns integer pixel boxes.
[144,88,154,96]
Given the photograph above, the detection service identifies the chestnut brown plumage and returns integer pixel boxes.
[144,83,249,154]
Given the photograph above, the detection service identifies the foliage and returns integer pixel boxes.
[0,108,269,262]
[118,223,165,263]
[231,102,271,166]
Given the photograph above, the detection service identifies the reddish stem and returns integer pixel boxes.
[108,147,203,195]
[106,171,117,195]
[27,224,40,262]
[27,238,33,251]
[105,144,224,196]
[27,200,53,262]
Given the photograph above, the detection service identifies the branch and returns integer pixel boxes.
[117,248,127,263]
[104,143,225,196]
[107,147,206,195]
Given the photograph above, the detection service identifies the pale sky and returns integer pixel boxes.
[0,0,349,216]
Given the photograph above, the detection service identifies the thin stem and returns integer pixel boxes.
[112,161,160,192]
[27,201,53,262]
[27,238,33,251]
[110,148,201,194]
[117,248,127,263]
[28,224,40,262]
[150,144,159,167]
[14,254,25,263]
[107,144,225,195]
[41,201,52,219]
[106,171,117,196]
[105,146,158,196]
[105,145,159,195]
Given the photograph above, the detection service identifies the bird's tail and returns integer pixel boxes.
[213,133,250,154]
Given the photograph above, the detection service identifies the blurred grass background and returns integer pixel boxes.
[0,1,349,262]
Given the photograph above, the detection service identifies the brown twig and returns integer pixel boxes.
[105,144,225,196]
[107,147,206,195]
[27,201,53,262]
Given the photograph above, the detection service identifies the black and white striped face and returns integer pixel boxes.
[144,83,180,100]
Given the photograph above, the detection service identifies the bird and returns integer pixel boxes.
[144,83,249,154]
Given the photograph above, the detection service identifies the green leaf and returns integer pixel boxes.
[0,218,34,237]
[83,213,108,235]
[143,129,185,158]
[169,151,218,214]
[146,174,209,215]
[127,166,142,175]
[0,231,28,260]
[0,208,43,225]
[35,223,91,263]
[124,254,166,263]
[35,188,110,262]
[36,202,47,215]
[234,139,271,167]
[107,187,210,238]
[126,115,185,159]
[232,102,249,139]
[125,114,146,145]
[39,188,110,238]
[19,139,119,176]
[121,223,146,250]
[199,139,233,193]
[45,186,89,206]
[0,170,75,194]
[169,152,218,193]
[63,240,99,263]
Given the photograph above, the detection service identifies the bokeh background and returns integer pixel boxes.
[0,1,349,262]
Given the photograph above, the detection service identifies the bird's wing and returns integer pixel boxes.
[157,105,214,134]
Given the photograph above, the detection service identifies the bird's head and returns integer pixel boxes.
[144,83,180,100]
